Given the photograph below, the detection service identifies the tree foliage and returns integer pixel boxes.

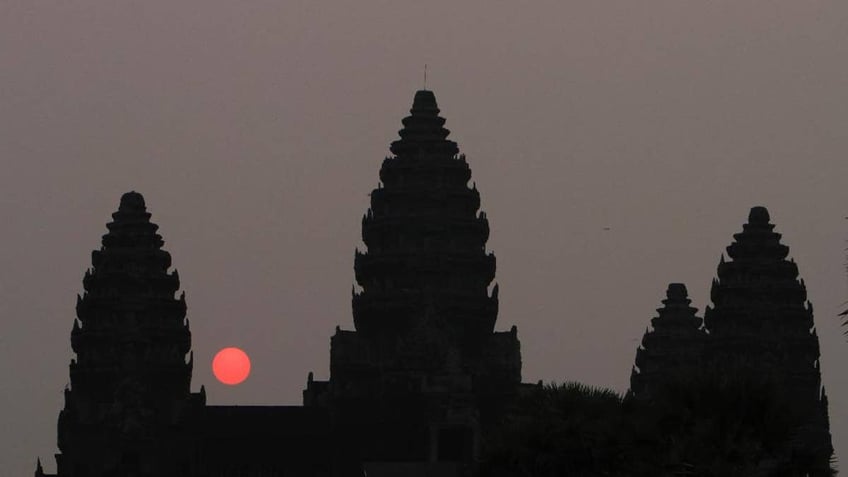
[479,372,835,477]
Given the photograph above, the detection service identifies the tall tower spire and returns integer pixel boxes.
[309,90,521,467]
[354,90,497,340]
[630,283,705,400]
[705,207,814,368]
[703,206,832,473]
[55,191,196,477]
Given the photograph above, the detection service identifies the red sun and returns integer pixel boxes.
[212,347,251,385]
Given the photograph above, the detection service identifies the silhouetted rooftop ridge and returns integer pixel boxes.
[631,282,704,400]
[410,90,440,116]
[354,90,499,337]
[119,191,146,213]
[102,191,163,250]
[82,192,181,307]
[390,89,458,157]
[726,205,787,261]
[748,206,770,225]
[666,283,688,302]
[657,283,699,320]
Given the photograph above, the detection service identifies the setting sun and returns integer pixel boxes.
[212,347,251,385]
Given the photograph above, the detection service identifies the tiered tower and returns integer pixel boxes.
[352,90,498,341]
[50,192,202,477]
[305,90,521,467]
[703,206,832,471]
[629,283,705,400]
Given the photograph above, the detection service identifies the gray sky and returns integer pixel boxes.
[2,1,848,474]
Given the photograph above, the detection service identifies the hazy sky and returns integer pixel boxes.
[2,1,848,474]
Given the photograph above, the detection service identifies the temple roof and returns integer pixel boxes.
[663,283,692,307]
[726,206,789,262]
[73,191,188,365]
[630,283,705,399]
[202,406,330,439]
[99,190,168,254]
[353,90,498,338]
[652,283,702,330]
[748,206,770,225]
[705,205,817,360]
[390,90,458,158]
[119,190,146,212]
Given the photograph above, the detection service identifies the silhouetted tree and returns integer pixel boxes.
[634,366,830,477]
[480,381,633,477]
[480,371,836,477]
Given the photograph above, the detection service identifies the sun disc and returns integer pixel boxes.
[212,347,251,385]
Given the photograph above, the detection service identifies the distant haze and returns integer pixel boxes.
[2,1,847,474]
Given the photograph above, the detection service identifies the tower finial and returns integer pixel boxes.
[748,206,770,225]
[424,63,428,90]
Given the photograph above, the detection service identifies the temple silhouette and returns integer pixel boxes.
[36,90,833,477]
[629,208,833,472]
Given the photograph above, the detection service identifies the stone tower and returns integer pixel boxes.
[305,90,521,467]
[353,89,498,340]
[50,192,203,477]
[629,283,705,400]
[703,206,832,471]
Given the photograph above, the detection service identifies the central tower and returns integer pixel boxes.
[354,89,498,340]
[305,90,521,469]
